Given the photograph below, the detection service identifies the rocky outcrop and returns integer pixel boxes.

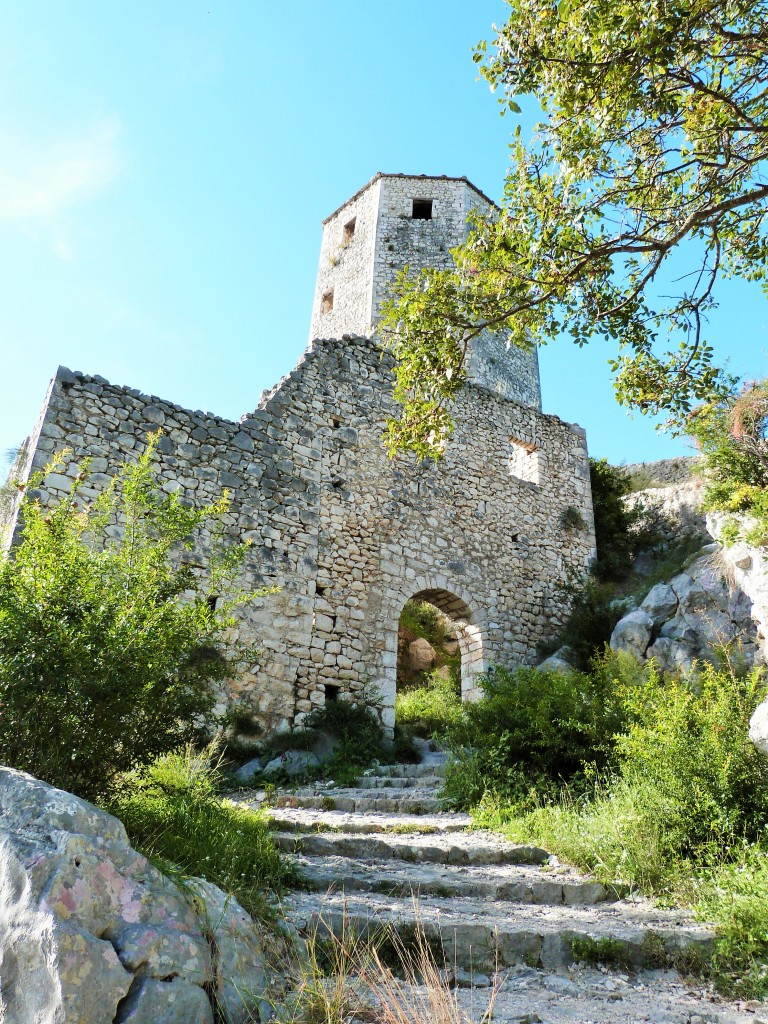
[610,546,764,673]
[0,767,273,1024]
[624,479,709,551]
[707,514,768,757]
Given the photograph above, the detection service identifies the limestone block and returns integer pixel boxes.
[262,751,320,778]
[609,609,654,658]
[639,583,678,626]
[749,697,768,757]
[407,638,436,673]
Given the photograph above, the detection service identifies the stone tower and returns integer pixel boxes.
[308,173,542,409]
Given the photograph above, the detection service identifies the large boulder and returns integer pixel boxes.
[611,549,764,673]
[262,749,321,778]
[750,698,768,757]
[610,609,654,658]
[407,637,437,673]
[0,767,274,1024]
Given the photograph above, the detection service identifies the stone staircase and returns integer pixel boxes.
[233,753,757,1022]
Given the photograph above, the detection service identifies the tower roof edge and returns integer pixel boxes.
[321,172,498,225]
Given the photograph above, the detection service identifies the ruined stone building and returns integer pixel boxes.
[2,174,595,735]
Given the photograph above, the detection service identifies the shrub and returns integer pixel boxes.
[399,600,453,647]
[553,576,625,669]
[395,671,463,738]
[110,746,294,916]
[617,664,768,857]
[0,436,262,801]
[442,654,638,809]
[689,379,768,544]
[589,458,651,581]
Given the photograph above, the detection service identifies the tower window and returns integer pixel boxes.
[509,438,543,485]
[412,199,433,220]
[342,217,356,244]
[321,289,334,314]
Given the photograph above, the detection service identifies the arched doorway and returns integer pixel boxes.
[378,583,488,734]
[403,589,486,702]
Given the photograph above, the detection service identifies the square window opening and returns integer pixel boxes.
[321,289,334,314]
[342,217,356,244]
[509,438,543,485]
[412,198,433,220]
[324,683,340,702]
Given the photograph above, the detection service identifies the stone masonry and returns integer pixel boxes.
[2,174,595,737]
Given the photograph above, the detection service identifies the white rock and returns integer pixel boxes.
[749,697,768,756]
[609,609,654,658]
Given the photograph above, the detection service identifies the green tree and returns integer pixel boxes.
[382,0,767,457]
[0,435,259,801]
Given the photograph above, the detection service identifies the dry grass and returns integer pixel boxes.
[276,902,501,1024]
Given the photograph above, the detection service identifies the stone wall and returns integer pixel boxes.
[3,336,594,736]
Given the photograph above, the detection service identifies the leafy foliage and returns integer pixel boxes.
[395,671,463,738]
[0,436,260,801]
[470,660,768,996]
[617,664,768,857]
[379,0,768,455]
[589,459,650,581]
[110,746,293,915]
[690,378,768,544]
[442,654,638,809]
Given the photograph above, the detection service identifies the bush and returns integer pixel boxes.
[689,379,768,545]
[110,746,294,916]
[0,436,261,801]
[589,458,652,581]
[395,671,463,738]
[442,654,638,809]
[617,664,768,857]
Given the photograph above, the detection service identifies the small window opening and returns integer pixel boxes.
[324,683,340,702]
[342,217,356,244]
[321,289,334,314]
[412,198,433,220]
[331,416,341,428]
[509,438,543,486]
[207,595,219,612]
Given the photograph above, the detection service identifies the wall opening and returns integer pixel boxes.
[412,198,433,220]
[388,588,487,736]
[342,217,356,244]
[321,289,334,314]
[509,438,543,485]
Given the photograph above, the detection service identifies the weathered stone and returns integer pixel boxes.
[112,977,213,1024]
[749,697,768,757]
[640,583,678,626]
[263,750,321,778]
[186,879,271,1024]
[537,647,574,674]
[610,609,654,658]
[0,767,273,1024]
[234,757,264,784]
[407,637,436,673]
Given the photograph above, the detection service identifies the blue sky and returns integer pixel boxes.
[1,1,765,468]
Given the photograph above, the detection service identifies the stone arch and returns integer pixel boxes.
[379,578,489,733]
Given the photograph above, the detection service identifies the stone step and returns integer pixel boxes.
[264,807,472,834]
[289,853,626,904]
[274,829,550,866]
[282,890,715,974]
[354,774,445,790]
[368,760,447,779]
[273,791,446,814]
